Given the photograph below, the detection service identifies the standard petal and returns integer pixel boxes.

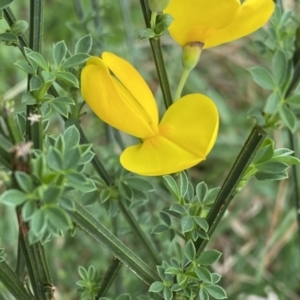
[205,0,275,48]
[81,56,158,138]
[164,0,240,46]
[102,52,158,126]
[159,94,219,157]
[120,136,203,176]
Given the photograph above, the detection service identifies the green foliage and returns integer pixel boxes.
[0,1,299,300]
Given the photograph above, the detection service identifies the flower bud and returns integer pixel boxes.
[182,42,203,71]
[10,20,28,36]
[148,0,170,12]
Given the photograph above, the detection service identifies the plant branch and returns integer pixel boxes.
[139,0,173,109]
[69,201,159,285]
[0,260,34,300]
[96,257,122,298]
[196,126,267,254]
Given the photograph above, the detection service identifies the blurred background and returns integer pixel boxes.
[0,0,299,299]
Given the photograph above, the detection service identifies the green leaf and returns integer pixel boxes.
[211,273,221,284]
[100,189,111,203]
[181,215,194,233]
[160,211,171,226]
[47,147,63,171]
[0,189,27,206]
[22,201,37,221]
[197,250,222,265]
[252,138,274,164]
[272,50,287,86]
[61,53,89,69]
[163,175,180,200]
[270,155,300,165]
[125,177,154,192]
[154,13,173,34]
[63,125,80,150]
[264,92,279,114]
[42,185,63,204]
[138,28,156,40]
[199,288,209,300]
[163,286,172,300]
[46,206,71,230]
[178,171,188,198]
[54,96,75,105]
[30,75,42,91]
[184,240,196,262]
[255,171,288,181]
[195,266,212,282]
[285,94,300,108]
[75,34,92,54]
[64,147,81,169]
[0,0,14,9]
[204,187,220,204]
[41,70,56,83]
[15,60,35,74]
[149,281,164,293]
[26,50,48,70]
[204,284,227,299]
[0,32,18,43]
[249,67,274,90]
[193,216,209,232]
[278,104,297,132]
[165,267,180,275]
[15,171,33,193]
[51,101,69,117]
[31,209,46,235]
[118,182,133,200]
[196,182,208,202]
[151,224,169,234]
[256,161,288,173]
[55,71,79,88]
[53,41,67,66]
[170,203,187,215]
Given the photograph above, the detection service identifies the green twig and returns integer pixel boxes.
[195,126,267,254]
[69,201,159,285]
[71,119,160,265]
[0,260,34,300]
[139,0,173,109]
[96,257,122,298]
[118,198,160,265]
[3,7,29,55]
[196,52,300,254]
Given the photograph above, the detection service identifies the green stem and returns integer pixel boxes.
[69,201,159,285]
[139,0,173,109]
[0,260,34,300]
[174,69,190,101]
[118,198,160,265]
[3,7,29,56]
[69,118,160,266]
[96,257,122,298]
[195,126,267,254]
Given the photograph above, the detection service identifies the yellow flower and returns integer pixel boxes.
[81,52,219,176]
[164,0,275,48]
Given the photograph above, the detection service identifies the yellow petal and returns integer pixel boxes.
[120,94,219,176]
[160,94,219,157]
[204,0,275,48]
[102,52,158,127]
[164,0,240,46]
[81,56,158,138]
[120,136,203,176]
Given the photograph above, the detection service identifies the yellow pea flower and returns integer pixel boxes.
[164,0,275,48]
[81,52,219,176]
